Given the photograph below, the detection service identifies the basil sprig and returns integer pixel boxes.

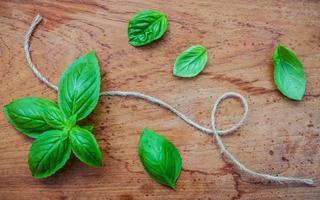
[128,10,168,47]
[173,45,208,78]
[273,45,306,100]
[139,128,182,190]
[4,51,102,178]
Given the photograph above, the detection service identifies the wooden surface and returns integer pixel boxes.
[0,0,319,199]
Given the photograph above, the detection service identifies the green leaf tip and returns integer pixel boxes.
[85,50,97,58]
[273,44,306,101]
[139,128,182,190]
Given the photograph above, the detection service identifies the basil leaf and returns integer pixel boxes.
[81,125,94,132]
[28,130,71,179]
[139,128,182,190]
[64,114,77,130]
[3,97,64,138]
[43,106,65,129]
[173,45,208,78]
[69,127,102,167]
[273,45,306,100]
[58,51,100,121]
[128,10,168,47]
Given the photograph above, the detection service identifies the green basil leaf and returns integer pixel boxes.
[81,125,94,132]
[139,128,182,190]
[3,97,64,138]
[128,10,168,47]
[64,114,77,130]
[43,106,65,129]
[28,130,71,179]
[69,127,102,167]
[273,45,306,100]
[58,51,100,121]
[173,45,208,78]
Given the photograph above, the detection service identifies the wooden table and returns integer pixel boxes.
[0,1,319,199]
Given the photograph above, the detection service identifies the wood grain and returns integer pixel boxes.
[0,0,319,199]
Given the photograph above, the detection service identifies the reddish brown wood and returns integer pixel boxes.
[0,1,319,199]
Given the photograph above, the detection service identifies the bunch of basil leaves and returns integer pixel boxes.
[4,52,102,178]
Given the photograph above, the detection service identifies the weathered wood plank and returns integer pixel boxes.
[0,0,319,199]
